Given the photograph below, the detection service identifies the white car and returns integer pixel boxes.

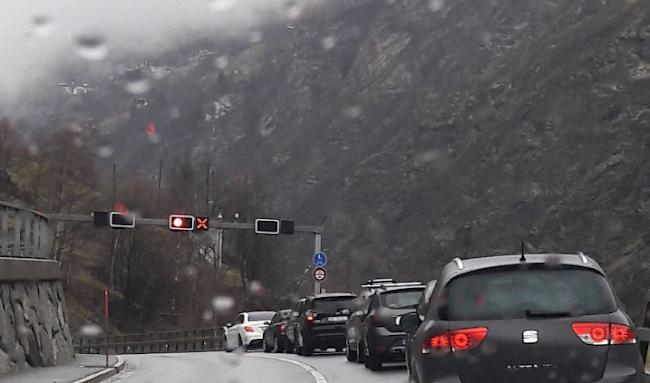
[224,311,275,352]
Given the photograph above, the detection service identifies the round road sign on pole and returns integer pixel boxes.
[313,267,327,282]
[313,252,327,267]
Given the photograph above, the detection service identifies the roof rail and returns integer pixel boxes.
[452,257,464,270]
[577,251,589,264]
[366,278,396,284]
[361,281,423,289]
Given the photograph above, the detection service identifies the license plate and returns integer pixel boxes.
[327,316,348,322]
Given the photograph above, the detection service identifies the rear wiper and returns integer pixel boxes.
[525,309,572,318]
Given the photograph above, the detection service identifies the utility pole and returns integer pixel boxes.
[156,159,163,213]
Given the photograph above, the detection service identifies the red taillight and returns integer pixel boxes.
[280,323,286,333]
[572,323,636,345]
[423,327,488,353]
[244,325,255,333]
[306,310,315,321]
[610,324,636,344]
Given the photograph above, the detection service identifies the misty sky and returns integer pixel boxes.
[0,0,305,106]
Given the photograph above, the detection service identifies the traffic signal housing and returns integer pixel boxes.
[169,215,195,231]
[255,219,280,235]
[109,212,135,229]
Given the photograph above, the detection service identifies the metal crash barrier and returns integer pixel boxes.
[75,327,225,355]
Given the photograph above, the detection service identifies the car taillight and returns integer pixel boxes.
[244,325,255,333]
[280,323,286,333]
[611,324,636,344]
[572,323,636,345]
[306,310,315,321]
[422,327,488,353]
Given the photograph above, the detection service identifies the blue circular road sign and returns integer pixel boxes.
[313,252,328,267]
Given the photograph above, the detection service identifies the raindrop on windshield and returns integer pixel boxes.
[74,34,108,61]
[125,77,151,95]
[207,0,236,12]
[97,146,114,158]
[321,36,336,50]
[79,323,103,338]
[17,325,30,337]
[344,105,363,119]
[428,0,445,12]
[249,30,264,44]
[212,295,235,312]
[248,280,264,296]
[286,1,302,19]
[202,310,214,322]
[31,15,55,38]
[215,55,229,70]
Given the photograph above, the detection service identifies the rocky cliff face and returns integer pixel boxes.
[0,281,73,374]
[18,0,650,315]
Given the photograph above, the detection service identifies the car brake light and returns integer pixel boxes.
[244,325,255,333]
[611,324,636,344]
[422,327,488,353]
[572,322,636,345]
[280,323,286,333]
[306,310,315,321]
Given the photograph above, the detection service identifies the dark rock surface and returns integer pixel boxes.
[0,281,73,375]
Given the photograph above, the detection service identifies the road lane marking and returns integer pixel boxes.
[250,354,328,383]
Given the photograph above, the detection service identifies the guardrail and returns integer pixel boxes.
[75,327,225,355]
[0,201,50,258]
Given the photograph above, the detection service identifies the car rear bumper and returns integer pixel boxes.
[368,328,408,362]
[305,325,347,347]
[242,333,263,347]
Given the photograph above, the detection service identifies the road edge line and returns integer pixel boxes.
[250,354,328,383]
[71,356,126,383]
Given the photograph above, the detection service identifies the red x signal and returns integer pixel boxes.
[196,217,209,231]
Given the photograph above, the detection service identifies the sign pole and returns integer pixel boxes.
[104,288,109,367]
[314,233,322,294]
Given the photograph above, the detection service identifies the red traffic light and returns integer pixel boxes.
[168,215,195,231]
[196,217,209,231]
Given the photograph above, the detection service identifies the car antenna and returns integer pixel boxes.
[520,240,527,262]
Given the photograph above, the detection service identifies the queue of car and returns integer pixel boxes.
[222,252,646,382]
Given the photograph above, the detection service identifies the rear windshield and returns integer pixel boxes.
[248,312,275,321]
[380,289,424,309]
[442,268,617,320]
[312,296,357,312]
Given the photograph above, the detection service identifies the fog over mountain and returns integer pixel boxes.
[0,0,315,106]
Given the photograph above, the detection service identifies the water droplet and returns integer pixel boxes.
[428,0,445,12]
[208,0,236,11]
[31,15,55,38]
[321,36,336,50]
[286,1,302,19]
[170,107,181,118]
[125,79,151,95]
[17,325,30,337]
[27,144,39,156]
[249,30,263,44]
[149,66,168,80]
[145,123,157,137]
[215,55,229,70]
[79,324,103,338]
[74,34,108,61]
[343,106,363,119]
[97,146,114,158]
[183,265,198,278]
[414,150,443,164]
[74,137,84,147]
[212,296,235,312]
[248,281,264,296]
[202,310,214,322]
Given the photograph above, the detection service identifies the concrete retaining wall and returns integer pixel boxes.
[0,258,73,375]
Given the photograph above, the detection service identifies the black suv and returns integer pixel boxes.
[263,309,292,353]
[286,293,358,356]
[399,253,645,383]
[346,280,425,370]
